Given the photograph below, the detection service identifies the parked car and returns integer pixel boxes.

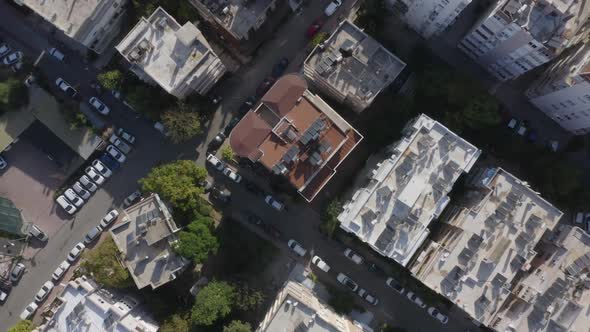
[358,288,379,306]
[56,195,77,214]
[311,255,330,272]
[55,78,77,98]
[386,277,405,294]
[237,96,256,116]
[52,261,71,282]
[67,242,85,262]
[24,74,36,87]
[28,224,48,242]
[0,155,6,169]
[263,223,282,239]
[100,209,119,228]
[271,57,289,78]
[116,128,136,144]
[3,51,22,65]
[10,262,25,283]
[85,166,105,185]
[427,307,449,324]
[368,262,385,275]
[210,185,231,204]
[287,239,307,257]
[84,226,103,244]
[223,117,241,136]
[34,280,54,303]
[336,273,358,292]
[246,212,264,226]
[256,77,276,97]
[109,135,132,154]
[64,188,84,207]
[206,154,225,171]
[306,19,324,38]
[406,291,427,308]
[517,122,527,136]
[0,290,7,303]
[88,97,110,115]
[324,0,342,16]
[154,122,169,136]
[507,118,518,129]
[244,180,265,196]
[80,175,98,192]
[548,140,559,152]
[20,302,38,320]
[0,43,10,57]
[343,248,364,264]
[208,132,226,152]
[265,195,285,211]
[106,145,126,163]
[575,212,585,224]
[72,181,91,199]
[123,190,142,207]
[48,47,65,61]
[527,129,538,143]
[99,153,121,171]
[223,166,242,183]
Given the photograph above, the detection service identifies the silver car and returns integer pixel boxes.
[85,166,105,185]
[79,175,98,192]
[56,195,77,214]
[106,145,126,163]
[72,181,91,199]
[65,188,84,207]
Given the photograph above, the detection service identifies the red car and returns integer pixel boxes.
[306,19,324,38]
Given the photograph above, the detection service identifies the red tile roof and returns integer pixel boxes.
[261,74,308,117]
[229,111,272,160]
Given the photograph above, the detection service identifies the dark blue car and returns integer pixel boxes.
[100,153,121,171]
[271,58,289,78]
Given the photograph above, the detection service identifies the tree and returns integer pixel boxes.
[461,94,500,130]
[173,219,219,263]
[0,78,29,112]
[221,145,234,161]
[81,237,132,289]
[160,314,191,332]
[310,32,329,48]
[97,70,123,91]
[8,320,34,332]
[234,284,264,312]
[139,160,207,212]
[320,199,343,237]
[223,321,252,332]
[380,324,407,332]
[327,287,355,314]
[161,104,203,144]
[191,281,235,326]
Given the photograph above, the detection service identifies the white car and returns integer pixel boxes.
[0,43,10,57]
[324,0,342,16]
[20,302,38,320]
[265,195,284,211]
[67,242,86,262]
[85,166,105,185]
[92,159,112,178]
[123,190,142,207]
[48,47,65,61]
[223,166,242,183]
[28,224,48,242]
[406,291,427,308]
[343,248,364,264]
[358,288,379,306]
[55,78,77,98]
[311,255,330,272]
[84,225,103,244]
[336,273,358,292]
[427,307,449,324]
[56,195,77,214]
[106,145,126,163]
[575,212,584,224]
[88,97,110,115]
[116,128,136,144]
[109,135,132,154]
[0,290,7,303]
[385,277,405,294]
[72,181,91,200]
[287,239,307,257]
[65,188,84,207]
[100,209,119,228]
[52,260,71,282]
[206,154,224,171]
[35,280,54,303]
[3,51,23,65]
[80,175,98,192]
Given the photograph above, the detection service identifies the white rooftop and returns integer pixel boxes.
[411,167,563,327]
[338,114,481,266]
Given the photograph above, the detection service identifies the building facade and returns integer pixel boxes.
[389,0,472,38]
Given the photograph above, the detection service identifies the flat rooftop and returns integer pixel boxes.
[338,114,481,266]
[303,20,406,109]
[411,168,563,326]
[110,194,187,290]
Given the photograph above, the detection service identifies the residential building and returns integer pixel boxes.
[116,7,226,99]
[338,114,481,266]
[35,275,158,332]
[409,167,563,328]
[110,193,188,290]
[388,0,472,38]
[491,225,590,332]
[15,0,126,54]
[526,43,590,135]
[230,74,363,202]
[303,20,406,113]
[458,0,590,82]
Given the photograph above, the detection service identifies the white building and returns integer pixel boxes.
[389,0,472,38]
[526,43,590,135]
[35,276,158,332]
[15,0,126,54]
[458,0,590,82]
[116,7,226,99]
[338,114,481,267]
[410,167,563,328]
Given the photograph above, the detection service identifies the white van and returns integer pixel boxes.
[48,48,65,61]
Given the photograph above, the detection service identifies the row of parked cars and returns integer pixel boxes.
[56,129,135,214]
[18,209,120,320]
[0,41,23,70]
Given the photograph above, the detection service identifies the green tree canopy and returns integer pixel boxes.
[327,287,355,314]
[161,104,203,144]
[8,320,34,332]
[97,70,123,91]
[221,145,234,161]
[234,284,264,312]
[320,199,343,237]
[173,219,218,263]
[81,237,132,288]
[191,281,236,326]
[0,78,29,113]
[160,314,190,332]
[223,320,252,332]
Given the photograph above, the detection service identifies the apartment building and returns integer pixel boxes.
[303,20,406,113]
[526,43,590,135]
[338,114,481,266]
[409,167,563,328]
[389,0,472,38]
[458,0,590,82]
[35,276,158,331]
[110,193,188,290]
[116,7,226,99]
[230,74,363,202]
[16,0,126,54]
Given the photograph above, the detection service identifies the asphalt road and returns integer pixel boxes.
[0,2,480,332]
